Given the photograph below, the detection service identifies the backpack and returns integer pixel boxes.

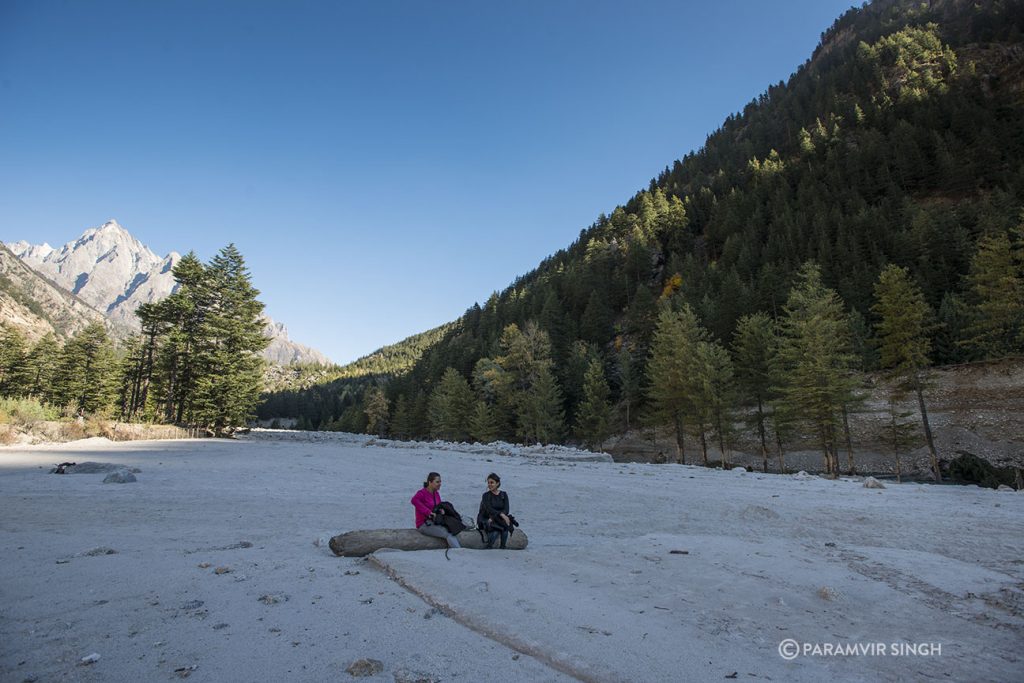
[431,501,466,536]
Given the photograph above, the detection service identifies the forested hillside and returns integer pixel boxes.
[1,246,268,435]
[259,0,1024,472]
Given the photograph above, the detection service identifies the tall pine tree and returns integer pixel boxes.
[872,264,941,481]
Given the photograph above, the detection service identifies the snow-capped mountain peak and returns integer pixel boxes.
[6,220,332,366]
[7,219,177,325]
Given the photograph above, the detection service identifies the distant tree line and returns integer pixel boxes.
[0,245,268,433]
[257,2,1024,477]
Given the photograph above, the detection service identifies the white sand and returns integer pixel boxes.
[1,432,1021,682]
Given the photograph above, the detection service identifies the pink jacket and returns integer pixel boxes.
[411,488,442,528]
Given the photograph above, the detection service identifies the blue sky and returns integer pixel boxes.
[0,0,855,364]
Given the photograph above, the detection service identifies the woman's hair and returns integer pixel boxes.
[424,472,440,488]
[487,472,501,486]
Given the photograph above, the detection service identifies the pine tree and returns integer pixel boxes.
[494,322,565,442]
[517,365,564,444]
[646,302,709,464]
[390,394,412,440]
[190,245,268,433]
[614,345,641,432]
[872,264,942,481]
[153,252,209,423]
[22,334,60,401]
[732,312,777,472]
[934,291,970,364]
[0,323,28,397]
[965,230,1024,357]
[575,357,612,450]
[561,341,599,423]
[469,400,499,443]
[124,301,168,420]
[579,289,613,345]
[428,367,475,441]
[53,323,116,414]
[693,339,735,467]
[364,385,390,437]
[472,356,513,440]
[886,397,918,483]
[776,263,858,477]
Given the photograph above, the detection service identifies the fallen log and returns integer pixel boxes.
[329,528,528,557]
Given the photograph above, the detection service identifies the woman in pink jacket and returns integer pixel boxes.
[410,472,461,548]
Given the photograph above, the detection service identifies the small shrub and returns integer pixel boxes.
[0,424,18,445]
[0,397,60,426]
[59,421,87,441]
[60,401,82,420]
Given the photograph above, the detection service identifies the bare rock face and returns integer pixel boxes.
[8,220,181,329]
[7,220,333,366]
[0,243,109,342]
[262,319,333,365]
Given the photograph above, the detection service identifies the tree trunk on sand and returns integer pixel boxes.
[329,528,529,557]
[842,403,856,476]
[673,410,686,465]
[757,396,769,473]
[915,376,941,483]
[775,430,786,474]
[715,413,728,470]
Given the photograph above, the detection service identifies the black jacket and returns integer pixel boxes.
[478,491,510,530]
[430,501,466,535]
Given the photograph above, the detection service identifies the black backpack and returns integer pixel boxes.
[431,501,466,536]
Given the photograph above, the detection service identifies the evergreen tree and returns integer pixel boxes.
[965,230,1024,357]
[0,323,28,397]
[152,252,209,423]
[124,301,168,420]
[732,312,777,472]
[22,334,60,400]
[364,385,390,436]
[468,400,500,443]
[693,339,735,468]
[472,356,514,440]
[539,289,571,362]
[886,397,918,483]
[934,291,970,364]
[190,245,268,432]
[517,365,564,444]
[776,263,858,477]
[410,390,429,439]
[494,322,565,442]
[428,367,475,441]
[560,340,599,423]
[614,344,641,432]
[390,394,412,440]
[579,289,613,346]
[646,303,709,464]
[53,323,116,414]
[872,264,942,481]
[575,357,612,450]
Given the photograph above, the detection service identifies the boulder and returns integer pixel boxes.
[103,470,137,484]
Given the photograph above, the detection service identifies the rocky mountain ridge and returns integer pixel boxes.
[5,221,331,365]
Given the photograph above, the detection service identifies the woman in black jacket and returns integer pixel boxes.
[478,472,511,549]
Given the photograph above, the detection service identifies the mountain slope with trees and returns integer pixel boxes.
[1,245,269,435]
[259,0,1024,477]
